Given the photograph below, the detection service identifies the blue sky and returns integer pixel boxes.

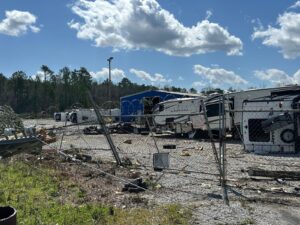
[1,0,300,91]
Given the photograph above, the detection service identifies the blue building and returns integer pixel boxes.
[120,90,199,122]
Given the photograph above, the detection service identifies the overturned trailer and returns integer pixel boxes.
[242,90,300,154]
[61,108,120,124]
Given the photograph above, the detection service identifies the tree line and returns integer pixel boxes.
[0,65,198,115]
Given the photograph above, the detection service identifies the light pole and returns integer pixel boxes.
[107,57,113,116]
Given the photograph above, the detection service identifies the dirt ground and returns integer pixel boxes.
[23,119,300,225]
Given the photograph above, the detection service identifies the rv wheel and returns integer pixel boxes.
[280,129,295,143]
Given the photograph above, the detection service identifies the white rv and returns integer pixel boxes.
[69,108,120,124]
[153,97,203,135]
[242,91,300,154]
[153,97,201,125]
[199,86,300,138]
[54,112,69,122]
[69,109,97,124]
[153,86,300,138]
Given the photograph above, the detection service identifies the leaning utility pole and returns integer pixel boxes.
[87,91,122,166]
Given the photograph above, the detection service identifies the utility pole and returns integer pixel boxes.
[107,57,113,116]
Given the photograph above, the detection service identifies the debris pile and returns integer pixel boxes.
[0,105,44,158]
[0,105,24,135]
[38,128,57,144]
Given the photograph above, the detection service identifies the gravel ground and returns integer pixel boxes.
[24,119,300,225]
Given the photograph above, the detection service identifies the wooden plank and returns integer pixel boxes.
[248,167,300,179]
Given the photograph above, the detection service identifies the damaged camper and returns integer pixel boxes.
[242,90,300,154]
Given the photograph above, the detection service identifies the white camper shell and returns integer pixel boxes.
[69,108,120,124]
[242,91,300,154]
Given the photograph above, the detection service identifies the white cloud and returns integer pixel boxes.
[205,10,213,20]
[31,70,45,81]
[251,18,264,31]
[178,76,184,81]
[130,68,171,84]
[254,68,299,86]
[90,68,126,82]
[193,64,248,85]
[289,1,300,9]
[69,0,242,56]
[0,10,40,36]
[192,81,205,87]
[252,11,300,59]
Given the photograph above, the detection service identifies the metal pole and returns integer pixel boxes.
[221,94,229,205]
[107,57,113,116]
[87,91,122,166]
[200,100,222,176]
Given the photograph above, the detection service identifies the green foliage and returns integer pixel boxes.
[201,87,224,95]
[0,66,187,115]
[0,161,190,225]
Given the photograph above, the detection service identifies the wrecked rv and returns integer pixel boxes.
[242,90,300,154]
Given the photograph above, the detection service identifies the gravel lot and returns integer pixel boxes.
[24,119,300,225]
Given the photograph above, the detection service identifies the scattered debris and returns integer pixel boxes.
[123,139,132,144]
[75,153,92,162]
[276,178,287,185]
[163,144,176,149]
[201,183,212,189]
[154,184,162,189]
[38,128,56,144]
[122,178,148,193]
[83,126,101,135]
[122,157,133,166]
[128,170,141,179]
[180,149,191,156]
[197,146,204,151]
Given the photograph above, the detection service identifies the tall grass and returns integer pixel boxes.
[0,159,191,225]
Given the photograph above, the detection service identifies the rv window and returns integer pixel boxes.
[248,119,270,142]
[206,104,223,117]
[166,118,174,123]
[159,105,164,112]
